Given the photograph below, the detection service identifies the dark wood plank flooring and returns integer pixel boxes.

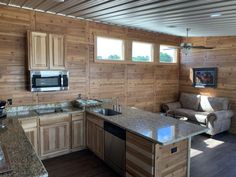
[191,132,236,177]
[43,133,236,177]
[43,150,119,177]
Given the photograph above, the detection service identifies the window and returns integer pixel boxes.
[96,36,124,61]
[160,45,178,63]
[132,41,153,62]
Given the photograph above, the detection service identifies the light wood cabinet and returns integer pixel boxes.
[39,114,70,159]
[28,31,66,70]
[19,118,38,154]
[49,34,65,69]
[28,31,48,70]
[71,113,85,150]
[86,113,104,160]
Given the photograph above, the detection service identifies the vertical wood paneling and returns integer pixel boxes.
[127,65,155,112]
[0,5,180,113]
[180,37,236,133]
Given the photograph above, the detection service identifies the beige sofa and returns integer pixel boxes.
[162,93,234,136]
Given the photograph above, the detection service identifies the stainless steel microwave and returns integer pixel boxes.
[29,70,69,92]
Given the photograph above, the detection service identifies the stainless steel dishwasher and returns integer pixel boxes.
[104,121,126,176]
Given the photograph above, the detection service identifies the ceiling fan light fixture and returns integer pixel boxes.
[181,43,192,55]
[180,43,192,48]
[181,47,191,55]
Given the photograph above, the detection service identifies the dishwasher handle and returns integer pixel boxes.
[104,121,126,140]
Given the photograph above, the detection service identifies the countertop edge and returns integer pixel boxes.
[86,109,208,146]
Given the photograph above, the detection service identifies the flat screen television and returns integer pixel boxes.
[192,67,217,88]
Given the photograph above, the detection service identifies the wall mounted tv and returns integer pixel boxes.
[192,67,217,88]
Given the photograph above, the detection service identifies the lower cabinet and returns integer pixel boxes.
[19,118,38,154]
[86,113,104,160]
[39,114,70,159]
[19,111,86,160]
[71,113,85,150]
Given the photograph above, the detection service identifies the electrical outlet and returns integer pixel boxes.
[7,99,12,105]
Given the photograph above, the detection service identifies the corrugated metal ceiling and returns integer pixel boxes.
[1,0,236,36]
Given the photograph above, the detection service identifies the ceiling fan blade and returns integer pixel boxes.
[163,46,180,50]
[192,46,214,49]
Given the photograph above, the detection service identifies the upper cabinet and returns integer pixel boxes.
[49,34,65,70]
[28,31,66,70]
[28,32,48,70]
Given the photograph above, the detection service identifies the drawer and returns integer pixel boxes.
[72,113,84,121]
[39,113,70,126]
[86,113,103,128]
[19,118,37,129]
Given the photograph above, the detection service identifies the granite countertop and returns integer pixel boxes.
[6,107,84,120]
[2,105,84,177]
[0,119,47,177]
[87,107,208,145]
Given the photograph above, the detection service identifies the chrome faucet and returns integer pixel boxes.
[113,97,121,112]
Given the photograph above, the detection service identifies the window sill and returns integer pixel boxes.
[94,59,178,66]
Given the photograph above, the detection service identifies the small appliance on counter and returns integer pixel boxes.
[0,101,7,129]
[73,99,103,109]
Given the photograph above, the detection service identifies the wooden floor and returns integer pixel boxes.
[191,132,236,177]
[43,133,236,177]
[43,150,118,177]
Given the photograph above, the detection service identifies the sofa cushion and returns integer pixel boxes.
[180,93,200,111]
[171,108,209,124]
[200,95,229,112]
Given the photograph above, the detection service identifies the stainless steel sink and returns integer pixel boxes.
[95,108,121,116]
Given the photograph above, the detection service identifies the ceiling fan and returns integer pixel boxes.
[180,28,214,50]
[163,28,214,55]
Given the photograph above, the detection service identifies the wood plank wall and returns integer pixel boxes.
[0,5,180,112]
[180,37,236,133]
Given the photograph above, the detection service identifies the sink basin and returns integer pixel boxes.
[95,108,121,116]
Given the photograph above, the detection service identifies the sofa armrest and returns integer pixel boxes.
[161,102,181,112]
[207,110,234,123]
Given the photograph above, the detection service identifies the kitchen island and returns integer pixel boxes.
[87,106,208,177]
[0,118,48,177]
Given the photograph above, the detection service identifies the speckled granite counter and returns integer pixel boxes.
[2,104,84,177]
[87,107,208,145]
[0,119,47,177]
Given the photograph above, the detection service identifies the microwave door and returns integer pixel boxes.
[30,70,69,92]
[32,76,62,92]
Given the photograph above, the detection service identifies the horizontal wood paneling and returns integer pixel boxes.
[0,5,180,112]
[180,36,236,133]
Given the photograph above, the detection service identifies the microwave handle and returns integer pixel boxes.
[61,75,63,86]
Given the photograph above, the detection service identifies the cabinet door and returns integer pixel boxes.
[86,119,104,160]
[95,125,104,160]
[28,31,48,70]
[24,127,38,153]
[49,34,65,69]
[86,118,93,151]
[20,118,38,154]
[40,121,70,158]
[72,119,85,149]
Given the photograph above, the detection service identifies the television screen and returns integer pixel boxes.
[193,67,217,88]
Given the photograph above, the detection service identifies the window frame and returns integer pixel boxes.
[159,44,179,64]
[94,35,125,63]
[131,41,154,63]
